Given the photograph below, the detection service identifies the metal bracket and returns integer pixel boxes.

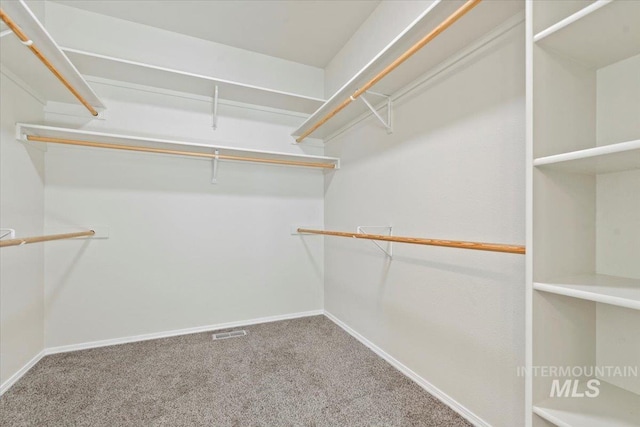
[357,225,393,258]
[0,228,16,240]
[211,149,219,184]
[212,85,219,130]
[359,91,393,134]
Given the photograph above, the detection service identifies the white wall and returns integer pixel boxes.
[324,0,434,97]
[596,54,640,280]
[322,23,526,427]
[0,72,45,387]
[42,81,325,348]
[44,1,325,99]
[595,54,640,395]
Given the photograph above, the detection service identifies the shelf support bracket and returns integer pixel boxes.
[359,91,393,134]
[0,228,16,240]
[357,226,393,258]
[212,85,219,130]
[211,149,219,184]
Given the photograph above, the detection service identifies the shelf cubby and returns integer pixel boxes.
[533,379,640,427]
[532,292,640,426]
[534,0,640,69]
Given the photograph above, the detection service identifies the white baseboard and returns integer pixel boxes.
[0,350,45,396]
[45,309,323,355]
[323,311,491,427]
[2,308,489,427]
[0,309,322,395]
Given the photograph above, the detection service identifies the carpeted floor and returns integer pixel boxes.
[0,315,472,426]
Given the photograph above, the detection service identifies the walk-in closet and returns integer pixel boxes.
[0,1,638,426]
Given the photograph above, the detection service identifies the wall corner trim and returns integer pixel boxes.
[323,311,492,427]
[0,350,46,396]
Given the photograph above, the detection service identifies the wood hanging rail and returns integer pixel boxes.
[297,228,525,255]
[26,136,337,169]
[0,9,99,116]
[0,230,95,248]
[295,0,482,142]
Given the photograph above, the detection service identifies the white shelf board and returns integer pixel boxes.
[16,123,339,169]
[534,274,640,311]
[292,0,524,140]
[533,380,640,427]
[61,48,325,115]
[534,140,640,174]
[534,0,640,69]
[0,0,104,111]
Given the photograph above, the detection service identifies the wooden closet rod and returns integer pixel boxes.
[296,0,482,142]
[0,230,95,248]
[26,136,337,169]
[297,228,525,255]
[0,9,99,117]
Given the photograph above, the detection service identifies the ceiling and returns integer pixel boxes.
[50,0,381,68]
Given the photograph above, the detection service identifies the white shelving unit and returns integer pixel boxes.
[61,48,325,115]
[16,123,340,170]
[0,0,105,112]
[528,0,640,426]
[292,0,524,140]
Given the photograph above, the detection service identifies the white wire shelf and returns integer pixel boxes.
[534,274,640,311]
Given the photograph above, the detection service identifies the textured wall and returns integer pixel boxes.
[323,24,526,426]
[43,82,325,348]
[0,73,45,388]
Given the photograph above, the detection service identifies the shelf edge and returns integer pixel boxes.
[532,407,572,427]
[533,282,640,311]
[533,0,613,43]
[533,139,640,167]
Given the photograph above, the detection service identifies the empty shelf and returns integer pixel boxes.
[534,274,640,310]
[62,48,325,115]
[533,140,640,174]
[534,0,640,69]
[534,380,640,427]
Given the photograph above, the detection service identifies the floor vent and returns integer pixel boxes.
[212,330,247,341]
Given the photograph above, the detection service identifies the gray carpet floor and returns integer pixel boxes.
[0,315,472,426]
